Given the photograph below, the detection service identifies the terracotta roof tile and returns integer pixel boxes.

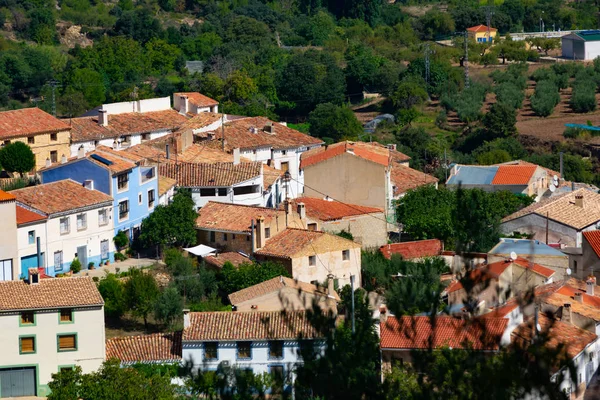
[196,202,285,233]
[491,165,537,185]
[228,276,340,305]
[380,316,508,350]
[86,147,137,174]
[159,161,261,187]
[203,252,251,269]
[16,205,47,226]
[0,190,15,202]
[213,117,323,151]
[584,231,600,258]
[497,160,560,179]
[480,301,519,318]
[380,240,443,260]
[0,108,71,139]
[284,197,383,221]
[183,311,324,341]
[390,164,438,195]
[255,228,360,259]
[69,110,187,142]
[177,113,223,135]
[0,276,104,311]
[106,332,182,363]
[300,141,410,169]
[446,260,512,293]
[11,180,113,215]
[467,25,497,32]
[503,188,600,229]
[512,257,555,278]
[158,175,177,197]
[176,92,219,107]
[511,314,597,361]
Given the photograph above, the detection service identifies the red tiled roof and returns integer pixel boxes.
[16,205,47,226]
[380,239,442,260]
[512,257,555,278]
[300,141,410,169]
[228,276,340,305]
[183,311,324,341]
[491,165,537,185]
[196,201,285,233]
[467,25,497,32]
[480,301,519,318]
[255,228,360,259]
[0,108,71,139]
[159,161,261,187]
[86,147,137,174]
[0,190,15,202]
[496,160,560,179]
[11,180,113,215]
[211,117,323,151]
[446,260,512,293]
[106,332,182,363]
[285,197,383,221]
[0,276,104,311]
[511,314,597,362]
[176,92,219,107]
[177,112,223,133]
[69,110,188,142]
[390,164,438,195]
[556,286,600,309]
[203,252,251,269]
[380,316,508,350]
[584,230,600,258]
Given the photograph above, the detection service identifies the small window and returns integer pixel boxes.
[204,342,218,360]
[265,227,271,239]
[148,189,155,208]
[50,133,57,141]
[98,209,108,226]
[210,231,216,242]
[342,250,350,261]
[119,200,129,220]
[3,140,9,145]
[574,260,578,273]
[60,309,73,323]
[200,188,215,197]
[269,341,283,359]
[28,136,34,144]
[117,173,129,191]
[83,180,94,190]
[60,366,73,373]
[142,133,150,141]
[246,235,251,241]
[54,251,63,272]
[57,334,77,351]
[50,151,58,163]
[223,233,228,241]
[308,223,317,231]
[218,188,227,196]
[20,311,34,325]
[281,161,289,173]
[309,255,316,267]
[28,230,35,245]
[76,213,87,231]
[60,217,70,234]
[20,336,35,354]
[232,234,236,240]
[138,193,143,205]
[282,150,287,156]
[237,342,251,359]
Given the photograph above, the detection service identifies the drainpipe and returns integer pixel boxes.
[250,219,256,254]
[36,237,42,272]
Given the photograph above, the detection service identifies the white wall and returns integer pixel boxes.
[292,246,361,287]
[0,200,18,280]
[101,97,171,115]
[0,306,105,395]
[17,220,47,276]
[189,176,265,210]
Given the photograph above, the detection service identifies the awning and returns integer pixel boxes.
[183,244,217,257]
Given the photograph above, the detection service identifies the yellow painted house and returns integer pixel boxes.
[467,24,498,43]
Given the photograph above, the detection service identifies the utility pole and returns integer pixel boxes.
[221,113,225,152]
[350,275,355,335]
[486,0,494,44]
[463,31,469,88]
[48,80,58,117]
[444,148,448,181]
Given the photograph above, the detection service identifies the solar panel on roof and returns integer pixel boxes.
[90,153,113,166]
[580,30,600,35]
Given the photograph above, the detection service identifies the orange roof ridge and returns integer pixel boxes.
[492,165,537,185]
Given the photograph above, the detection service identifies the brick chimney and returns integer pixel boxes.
[77,146,85,159]
[233,148,240,165]
[183,309,190,329]
[98,109,108,127]
[587,276,596,296]
[379,304,388,324]
[575,292,584,303]
[575,193,584,208]
[60,154,67,164]
[297,202,306,220]
[255,216,266,250]
[179,95,189,115]
[562,303,572,324]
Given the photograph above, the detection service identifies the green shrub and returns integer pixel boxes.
[163,248,183,268]
[88,262,95,268]
[113,231,129,249]
[571,83,597,113]
[70,258,82,274]
[114,252,127,262]
[530,81,560,117]
[495,81,524,109]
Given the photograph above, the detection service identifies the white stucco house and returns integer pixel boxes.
[0,190,18,281]
[561,31,600,60]
[182,310,325,392]
[0,275,105,397]
[11,179,116,277]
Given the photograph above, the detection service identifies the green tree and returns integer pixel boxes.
[124,269,160,329]
[67,68,106,107]
[453,188,502,253]
[220,261,290,294]
[154,286,183,328]
[483,102,517,138]
[308,103,363,142]
[389,81,428,110]
[224,70,258,103]
[570,82,597,113]
[145,39,183,75]
[383,366,422,400]
[0,142,35,176]
[28,8,57,45]
[477,149,512,165]
[530,80,560,117]
[494,81,525,109]
[97,273,126,319]
[415,9,455,40]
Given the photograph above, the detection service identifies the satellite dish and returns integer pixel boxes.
[566,268,572,276]
[549,184,556,192]
[510,251,518,261]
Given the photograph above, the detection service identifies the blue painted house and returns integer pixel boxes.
[41,146,159,241]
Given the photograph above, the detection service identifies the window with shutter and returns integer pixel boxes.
[20,311,35,325]
[57,334,77,351]
[60,309,73,323]
[20,336,35,354]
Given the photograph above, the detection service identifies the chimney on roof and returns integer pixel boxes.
[327,274,335,296]
[112,139,118,150]
[379,304,388,323]
[297,202,306,220]
[562,303,572,324]
[60,154,67,164]
[165,144,170,160]
[575,292,584,303]
[233,148,240,165]
[387,144,397,151]
[98,109,108,127]
[284,199,292,217]
[179,95,189,115]
[183,309,190,329]
[28,268,39,285]
[255,216,266,250]
[575,193,584,208]
[587,276,596,296]
[45,158,51,168]
[77,146,85,159]
[264,123,274,134]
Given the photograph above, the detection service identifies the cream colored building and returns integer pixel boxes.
[0,275,105,397]
[0,108,71,170]
[0,191,18,280]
